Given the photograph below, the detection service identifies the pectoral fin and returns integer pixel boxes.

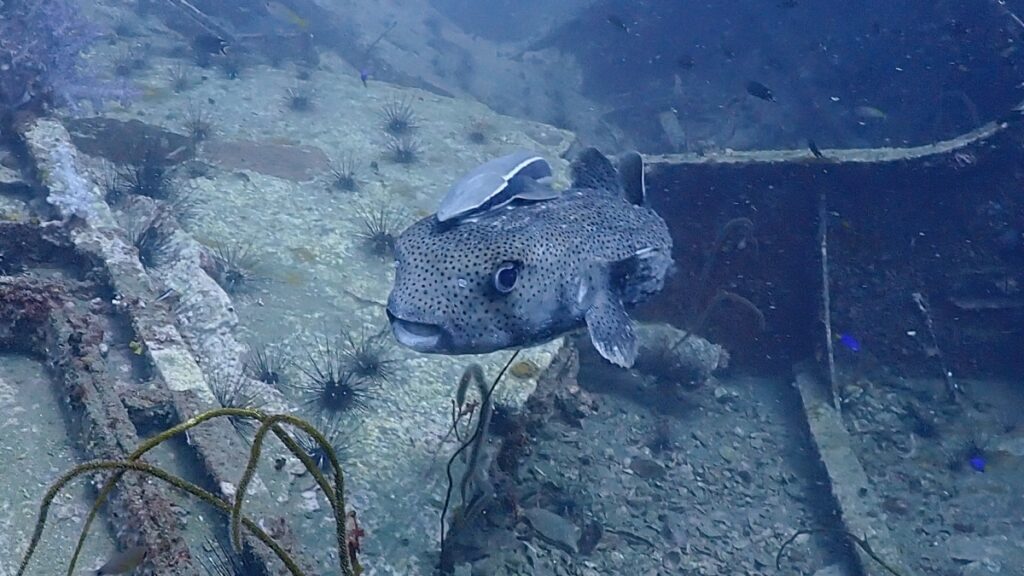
[584,291,638,368]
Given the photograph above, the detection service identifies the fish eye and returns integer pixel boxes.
[492,261,519,294]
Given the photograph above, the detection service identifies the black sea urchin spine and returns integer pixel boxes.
[381,96,418,135]
[343,327,399,386]
[357,203,403,258]
[290,335,377,417]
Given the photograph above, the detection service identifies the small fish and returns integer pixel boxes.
[969,454,986,472]
[777,0,798,7]
[606,14,630,33]
[95,546,147,575]
[837,333,861,352]
[359,67,371,87]
[808,139,824,158]
[265,1,308,29]
[387,148,672,368]
[853,105,887,120]
[675,54,695,70]
[745,81,775,102]
[193,32,229,56]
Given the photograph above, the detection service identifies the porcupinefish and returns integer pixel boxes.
[386,147,673,368]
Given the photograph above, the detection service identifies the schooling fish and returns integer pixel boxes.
[95,546,147,575]
[746,81,776,102]
[386,148,673,368]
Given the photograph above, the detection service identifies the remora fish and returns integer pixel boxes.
[386,148,673,368]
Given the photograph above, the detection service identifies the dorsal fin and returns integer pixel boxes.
[570,147,621,193]
[616,151,645,205]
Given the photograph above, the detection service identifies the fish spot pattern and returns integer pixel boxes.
[389,182,672,354]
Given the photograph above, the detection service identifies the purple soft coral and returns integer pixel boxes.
[1,0,129,113]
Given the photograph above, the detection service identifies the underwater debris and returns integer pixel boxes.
[776,528,906,576]
[210,375,267,439]
[634,323,730,388]
[356,203,403,258]
[384,134,421,164]
[381,96,418,136]
[243,341,292,387]
[169,63,192,93]
[196,536,247,575]
[290,335,377,416]
[116,148,173,200]
[328,155,359,192]
[285,85,314,112]
[342,327,399,386]
[912,291,959,400]
[208,240,260,293]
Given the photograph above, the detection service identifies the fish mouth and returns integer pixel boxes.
[386,310,445,352]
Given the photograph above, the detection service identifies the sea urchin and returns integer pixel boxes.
[356,204,403,258]
[342,327,399,386]
[208,241,260,294]
[243,341,292,387]
[384,135,421,164]
[290,335,377,416]
[380,96,418,135]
